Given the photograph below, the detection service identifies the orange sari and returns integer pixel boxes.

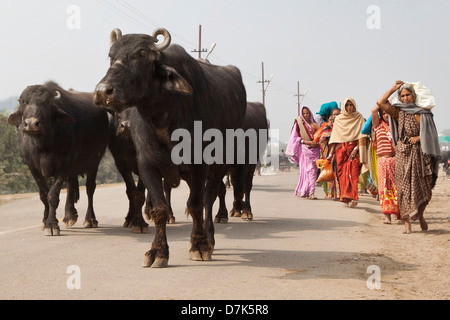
[334,141,360,203]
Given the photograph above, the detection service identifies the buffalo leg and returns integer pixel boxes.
[28,167,50,230]
[214,180,228,224]
[83,170,98,228]
[140,167,170,268]
[229,164,246,218]
[163,179,175,224]
[63,177,79,227]
[203,166,226,249]
[130,178,148,234]
[122,171,138,228]
[241,164,256,221]
[186,165,212,262]
[45,177,65,236]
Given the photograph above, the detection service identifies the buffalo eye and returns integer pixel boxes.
[135,50,148,58]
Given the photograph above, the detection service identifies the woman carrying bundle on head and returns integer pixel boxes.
[377,81,440,234]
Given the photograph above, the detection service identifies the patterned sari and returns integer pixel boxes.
[318,123,339,198]
[373,121,400,218]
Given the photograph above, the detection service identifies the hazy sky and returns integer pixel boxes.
[1,0,449,142]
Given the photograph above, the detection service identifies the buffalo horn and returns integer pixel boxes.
[110,28,123,47]
[54,91,61,99]
[151,28,171,52]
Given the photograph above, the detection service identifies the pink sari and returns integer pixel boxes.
[286,107,320,197]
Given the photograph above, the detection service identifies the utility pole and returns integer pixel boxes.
[191,25,207,59]
[257,62,273,106]
[294,81,308,116]
[295,81,300,116]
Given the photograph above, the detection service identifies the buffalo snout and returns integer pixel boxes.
[23,117,40,133]
[94,83,115,106]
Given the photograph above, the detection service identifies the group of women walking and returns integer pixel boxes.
[286,81,441,234]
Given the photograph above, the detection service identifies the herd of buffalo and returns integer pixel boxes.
[7,28,268,268]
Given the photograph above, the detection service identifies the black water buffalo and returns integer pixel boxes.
[94,28,247,268]
[107,110,149,233]
[8,82,109,236]
[214,101,268,223]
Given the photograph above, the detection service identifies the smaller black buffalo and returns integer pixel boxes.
[8,82,109,236]
[109,107,175,233]
[214,101,268,223]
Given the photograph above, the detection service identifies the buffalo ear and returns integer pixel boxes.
[8,111,22,127]
[159,65,193,95]
[55,108,76,125]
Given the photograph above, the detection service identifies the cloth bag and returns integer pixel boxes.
[316,159,336,183]
[389,81,436,110]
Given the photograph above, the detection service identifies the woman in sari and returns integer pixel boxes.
[318,107,341,199]
[371,103,400,224]
[377,81,440,234]
[286,106,320,199]
[327,98,368,208]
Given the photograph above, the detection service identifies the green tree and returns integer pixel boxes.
[0,113,37,194]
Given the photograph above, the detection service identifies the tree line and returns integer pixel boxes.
[0,112,123,195]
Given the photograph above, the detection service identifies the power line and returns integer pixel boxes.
[97,0,152,31]
[117,0,162,28]
[96,0,197,49]
[96,0,300,105]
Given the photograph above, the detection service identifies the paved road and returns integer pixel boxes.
[0,171,392,300]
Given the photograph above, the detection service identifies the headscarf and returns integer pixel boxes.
[317,101,339,117]
[329,98,366,144]
[296,106,316,142]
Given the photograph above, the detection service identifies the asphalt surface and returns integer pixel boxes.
[0,170,394,300]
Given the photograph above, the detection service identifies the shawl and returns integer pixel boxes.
[388,103,441,158]
[329,98,367,144]
[286,106,318,163]
[329,97,369,167]
[296,106,316,143]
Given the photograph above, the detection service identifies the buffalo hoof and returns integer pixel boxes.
[83,219,98,228]
[44,226,60,236]
[229,209,242,217]
[63,216,78,228]
[168,216,176,224]
[241,212,254,221]
[142,251,169,268]
[189,250,213,261]
[123,220,132,228]
[144,212,152,221]
[214,216,228,224]
[131,224,149,234]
